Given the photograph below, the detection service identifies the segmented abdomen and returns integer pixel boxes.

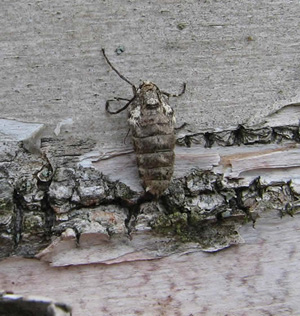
[130,106,175,196]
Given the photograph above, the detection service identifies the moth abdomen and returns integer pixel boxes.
[136,152,175,169]
[138,166,174,180]
[139,163,174,196]
[132,134,175,154]
[132,123,174,138]
[135,142,175,196]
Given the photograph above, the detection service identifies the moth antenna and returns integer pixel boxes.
[102,48,137,94]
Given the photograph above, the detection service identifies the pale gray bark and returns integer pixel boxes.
[0,0,299,146]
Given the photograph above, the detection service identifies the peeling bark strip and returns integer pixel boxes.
[102,49,186,196]
[176,103,300,148]
[1,104,300,264]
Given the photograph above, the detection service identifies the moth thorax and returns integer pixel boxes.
[143,90,160,109]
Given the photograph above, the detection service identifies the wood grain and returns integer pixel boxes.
[1,211,299,316]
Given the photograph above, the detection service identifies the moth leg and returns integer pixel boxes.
[114,97,131,102]
[175,122,188,130]
[105,96,136,114]
[162,82,186,98]
[123,128,131,144]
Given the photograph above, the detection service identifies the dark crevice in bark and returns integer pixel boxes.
[12,190,24,249]
[177,123,300,147]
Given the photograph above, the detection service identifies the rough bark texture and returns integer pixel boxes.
[0,292,72,316]
[1,0,300,315]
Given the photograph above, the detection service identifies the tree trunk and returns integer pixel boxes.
[1,1,300,315]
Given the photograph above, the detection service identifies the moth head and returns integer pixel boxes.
[139,81,161,110]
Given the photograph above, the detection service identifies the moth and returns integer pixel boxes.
[102,48,186,196]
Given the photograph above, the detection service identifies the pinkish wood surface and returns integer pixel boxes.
[1,211,299,316]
